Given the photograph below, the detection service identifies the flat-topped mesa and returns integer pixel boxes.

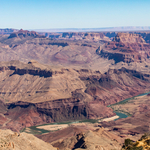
[0,28,19,35]
[8,29,46,39]
[113,32,146,43]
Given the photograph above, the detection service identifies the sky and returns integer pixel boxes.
[0,0,150,30]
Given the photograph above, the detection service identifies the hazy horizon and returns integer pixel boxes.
[1,26,150,33]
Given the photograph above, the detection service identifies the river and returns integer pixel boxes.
[22,91,150,134]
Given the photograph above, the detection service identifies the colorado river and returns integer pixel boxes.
[108,91,150,120]
[22,91,150,135]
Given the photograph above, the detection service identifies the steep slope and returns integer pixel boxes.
[0,61,150,132]
[100,94,150,142]
[1,30,150,73]
[37,126,123,150]
[0,30,113,71]
[73,128,122,150]
[0,129,57,150]
[133,31,150,43]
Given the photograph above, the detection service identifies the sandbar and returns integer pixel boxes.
[98,115,119,122]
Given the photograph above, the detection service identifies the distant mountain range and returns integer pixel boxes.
[0,26,150,34]
[34,26,150,32]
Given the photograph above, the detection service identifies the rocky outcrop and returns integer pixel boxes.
[37,127,123,150]
[97,33,150,63]
[8,29,46,39]
[4,97,114,131]
[132,32,150,43]
[0,129,57,150]
[81,68,150,106]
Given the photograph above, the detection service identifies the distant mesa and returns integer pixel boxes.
[113,32,146,43]
[44,32,110,41]
[8,29,46,39]
[0,28,19,35]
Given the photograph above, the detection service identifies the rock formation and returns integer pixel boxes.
[8,29,46,39]
[37,126,123,150]
[0,61,150,132]
[1,29,150,150]
[97,33,150,63]
[113,33,146,43]
[0,129,57,150]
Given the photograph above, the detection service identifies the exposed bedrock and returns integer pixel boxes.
[1,61,150,132]
[4,99,114,131]
[81,68,150,106]
[97,33,150,63]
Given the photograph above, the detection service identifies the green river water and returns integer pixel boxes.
[21,91,150,135]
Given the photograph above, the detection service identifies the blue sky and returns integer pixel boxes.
[0,0,150,29]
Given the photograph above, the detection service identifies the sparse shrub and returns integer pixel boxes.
[145,139,150,145]
[139,133,148,141]
[125,139,133,147]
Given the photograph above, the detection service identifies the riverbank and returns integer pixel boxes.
[37,124,68,131]
[22,91,150,135]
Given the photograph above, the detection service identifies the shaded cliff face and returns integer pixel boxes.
[97,33,150,63]
[0,61,150,132]
[81,68,150,106]
[3,98,114,131]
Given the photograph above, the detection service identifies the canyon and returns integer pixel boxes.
[0,29,150,149]
[1,60,150,132]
